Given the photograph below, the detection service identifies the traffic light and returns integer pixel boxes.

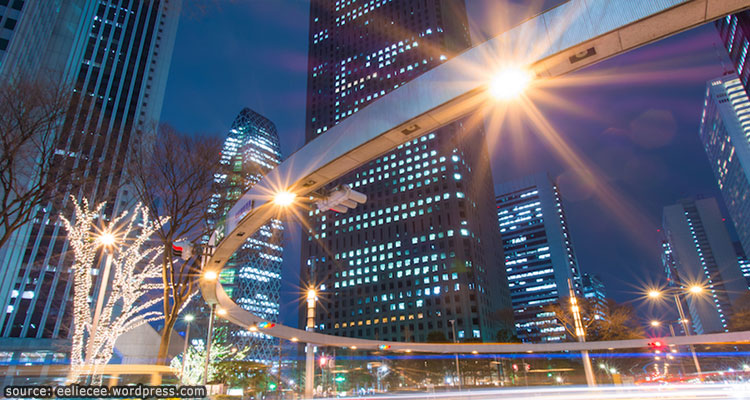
[512,364,519,372]
[334,375,346,382]
[268,382,277,391]
[648,340,667,353]
[525,363,531,372]
[172,240,193,260]
[648,340,665,348]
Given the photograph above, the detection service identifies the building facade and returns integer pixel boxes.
[716,12,750,91]
[698,73,750,263]
[495,173,583,343]
[207,108,284,362]
[581,273,607,321]
[300,0,510,343]
[661,197,748,334]
[0,0,181,366]
[733,242,750,290]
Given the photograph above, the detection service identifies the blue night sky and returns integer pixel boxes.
[160,2,733,328]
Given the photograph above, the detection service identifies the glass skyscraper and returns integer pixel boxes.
[0,0,181,367]
[698,73,750,264]
[716,12,750,90]
[495,173,583,343]
[581,273,607,321]
[207,108,284,362]
[661,197,747,334]
[733,242,750,290]
[300,0,510,343]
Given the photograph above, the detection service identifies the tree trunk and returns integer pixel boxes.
[157,313,177,364]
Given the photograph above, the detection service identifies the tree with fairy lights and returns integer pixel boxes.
[62,196,169,383]
[170,334,250,386]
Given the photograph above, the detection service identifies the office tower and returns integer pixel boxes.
[0,0,181,365]
[661,197,748,334]
[716,12,750,89]
[698,73,750,262]
[581,273,608,321]
[207,108,284,362]
[734,242,750,289]
[301,0,510,343]
[495,173,583,343]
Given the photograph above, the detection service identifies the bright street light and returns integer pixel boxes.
[648,290,661,299]
[185,314,194,322]
[307,288,317,301]
[273,191,296,206]
[97,232,116,247]
[688,285,704,294]
[650,320,661,327]
[216,308,227,316]
[203,270,218,281]
[489,66,532,100]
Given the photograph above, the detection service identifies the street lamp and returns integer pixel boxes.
[489,66,532,100]
[203,304,221,386]
[650,320,661,327]
[86,231,119,367]
[203,270,218,281]
[645,285,705,377]
[305,287,317,399]
[568,279,596,387]
[179,314,194,384]
[273,191,296,207]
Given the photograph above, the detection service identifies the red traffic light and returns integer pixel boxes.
[512,364,519,371]
[648,340,665,348]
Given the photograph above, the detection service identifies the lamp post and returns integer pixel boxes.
[86,232,117,367]
[647,286,703,378]
[180,314,194,384]
[305,288,317,399]
[448,319,461,390]
[202,270,219,386]
[568,279,595,387]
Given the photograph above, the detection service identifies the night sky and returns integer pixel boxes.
[160,1,734,328]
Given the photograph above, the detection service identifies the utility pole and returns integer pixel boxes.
[674,294,702,378]
[569,279,595,387]
[203,304,216,386]
[449,319,461,390]
[180,315,194,384]
[305,288,317,399]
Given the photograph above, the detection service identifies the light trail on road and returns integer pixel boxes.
[320,384,750,400]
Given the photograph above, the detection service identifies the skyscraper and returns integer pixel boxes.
[733,242,750,290]
[581,273,608,321]
[716,12,750,90]
[207,108,284,362]
[661,197,747,334]
[0,0,181,364]
[698,73,750,261]
[300,0,510,343]
[495,173,583,343]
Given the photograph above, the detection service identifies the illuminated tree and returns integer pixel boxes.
[170,337,250,385]
[62,197,168,382]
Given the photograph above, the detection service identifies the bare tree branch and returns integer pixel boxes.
[128,124,220,364]
[0,78,72,249]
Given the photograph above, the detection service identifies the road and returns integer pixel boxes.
[320,384,750,399]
